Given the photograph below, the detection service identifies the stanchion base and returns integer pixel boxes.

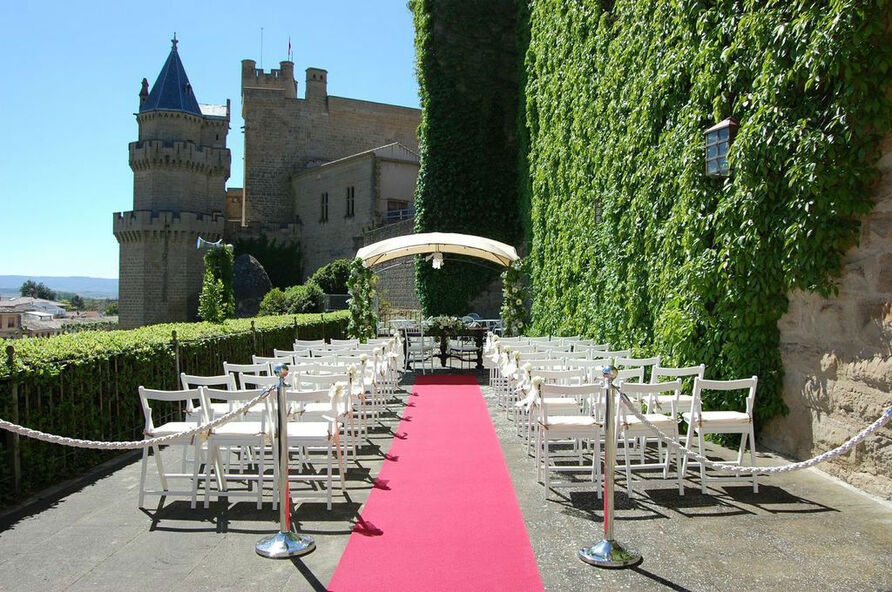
[578,539,642,568]
[255,531,316,559]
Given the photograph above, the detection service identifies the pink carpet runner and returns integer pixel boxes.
[328,374,544,592]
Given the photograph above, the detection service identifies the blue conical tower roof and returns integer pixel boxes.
[140,36,202,116]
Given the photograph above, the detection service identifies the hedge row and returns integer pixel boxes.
[0,312,348,507]
[523,0,891,427]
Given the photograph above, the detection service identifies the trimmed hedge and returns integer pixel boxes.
[0,312,348,506]
[410,0,524,314]
[524,1,891,428]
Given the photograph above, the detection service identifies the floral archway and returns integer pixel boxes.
[348,233,526,339]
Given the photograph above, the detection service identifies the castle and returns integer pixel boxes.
[114,39,421,328]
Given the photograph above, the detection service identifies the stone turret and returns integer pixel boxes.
[114,37,230,328]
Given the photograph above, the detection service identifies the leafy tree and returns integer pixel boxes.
[308,259,351,294]
[20,280,56,300]
[198,245,235,322]
[104,301,119,316]
[198,273,228,323]
[69,295,85,311]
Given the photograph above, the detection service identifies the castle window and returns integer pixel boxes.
[320,192,329,222]
[345,186,355,218]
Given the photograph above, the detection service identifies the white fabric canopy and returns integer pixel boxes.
[356,232,519,268]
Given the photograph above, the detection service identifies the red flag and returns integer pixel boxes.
[288,37,292,61]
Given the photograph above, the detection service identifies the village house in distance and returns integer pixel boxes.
[114,38,420,328]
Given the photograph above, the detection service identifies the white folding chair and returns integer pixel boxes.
[532,381,602,499]
[616,367,644,383]
[137,387,204,508]
[294,339,326,350]
[223,361,270,389]
[615,355,661,383]
[273,348,310,363]
[253,355,293,367]
[615,380,684,497]
[200,387,274,509]
[180,373,237,421]
[405,331,436,374]
[682,376,759,493]
[283,383,348,510]
[648,364,706,416]
[296,372,357,458]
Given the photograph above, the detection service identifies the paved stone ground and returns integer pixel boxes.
[0,371,889,591]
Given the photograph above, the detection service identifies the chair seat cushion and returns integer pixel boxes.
[148,421,199,437]
[209,421,269,438]
[682,410,751,428]
[619,413,676,430]
[286,421,332,440]
[542,415,600,430]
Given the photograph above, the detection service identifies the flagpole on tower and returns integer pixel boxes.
[260,27,264,69]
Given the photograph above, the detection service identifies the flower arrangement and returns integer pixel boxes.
[426,315,466,336]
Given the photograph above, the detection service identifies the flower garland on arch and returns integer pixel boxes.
[347,257,378,341]
[500,259,527,337]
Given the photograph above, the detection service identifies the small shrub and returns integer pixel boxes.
[258,288,288,316]
[284,282,325,313]
[309,259,351,294]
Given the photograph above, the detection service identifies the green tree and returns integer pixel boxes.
[198,245,235,322]
[104,301,119,316]
[20,280,56,300]
[198,273,228,323]
[69,295,85,311]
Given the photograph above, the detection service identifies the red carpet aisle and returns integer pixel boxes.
[328,375,544,592]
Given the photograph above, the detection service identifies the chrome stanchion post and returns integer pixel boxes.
[578,365,642,568]
[256,363,316,559]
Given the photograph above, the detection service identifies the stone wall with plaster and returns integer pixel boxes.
[764,134,892,499]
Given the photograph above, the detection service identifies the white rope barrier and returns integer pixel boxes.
[0,385,276,450]
[616,391,892,475]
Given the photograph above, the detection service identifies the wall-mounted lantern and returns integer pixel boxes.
[704,117,738,177]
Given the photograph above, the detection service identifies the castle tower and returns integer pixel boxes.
[114,37,231,328]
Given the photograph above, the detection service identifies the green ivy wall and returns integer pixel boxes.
[410,0,524,315]
[524,0,891,427]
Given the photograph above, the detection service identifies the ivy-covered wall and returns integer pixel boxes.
[524,0,891,428]
[410,0,524,315]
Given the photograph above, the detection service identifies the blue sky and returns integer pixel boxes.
[0,1,419,279]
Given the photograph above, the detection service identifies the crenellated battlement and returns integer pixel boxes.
[129,140,230,174]
[241,59,297,99]
[113,209,225,244]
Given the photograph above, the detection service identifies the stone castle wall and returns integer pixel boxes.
[114,211,224,328]
[363,219,421,310]
[241,61,420,225]
[765,134,892,499]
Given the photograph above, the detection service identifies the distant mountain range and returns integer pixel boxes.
[0,276,118,299]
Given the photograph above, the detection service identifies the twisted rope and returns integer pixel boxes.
[0,385,276,450]
[615,390,892,474]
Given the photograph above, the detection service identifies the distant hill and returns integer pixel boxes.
[0,276,118,299]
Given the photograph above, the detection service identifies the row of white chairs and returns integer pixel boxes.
[485,333,759,499]
[137,335,405,511]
